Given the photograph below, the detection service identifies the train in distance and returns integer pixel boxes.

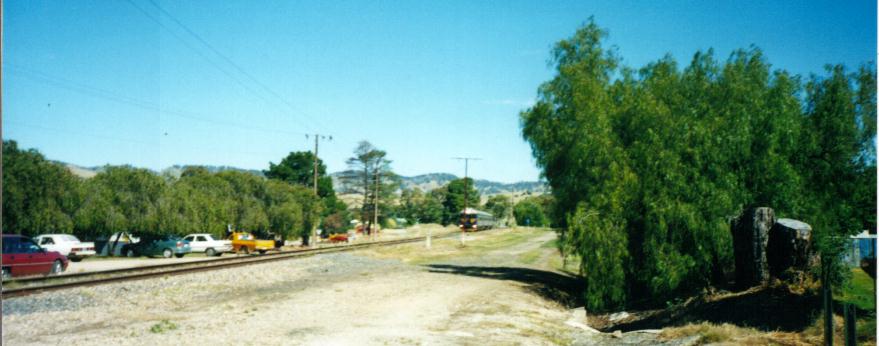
[459,208,497,231]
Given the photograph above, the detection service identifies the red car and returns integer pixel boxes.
[2,234,69,279]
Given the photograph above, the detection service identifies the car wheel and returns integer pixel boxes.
[50,260,63,275]
[70,257,83,262]
[126,249,136,258]
[205,248,216,257]
[175,253,185,258]
[2,267,10,280]
[258,250,266,255]
[163,249,173,258]
[240,246,250,255]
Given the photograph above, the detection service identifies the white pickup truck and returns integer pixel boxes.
[33,234,96,262]
[182,233,233,257]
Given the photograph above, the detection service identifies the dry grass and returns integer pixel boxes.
[361,227,555,266]
[660,322,808,345]
[658,313,871,346]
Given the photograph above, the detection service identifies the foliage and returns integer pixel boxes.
[264,150,345,219]
[435,178,480,225]
[484,195,514,226]
[2,142,322,242]
[513,198,549,227]
[396,187,443,224]
[520,19,876,309]
[568,204,628,310]
[2,140,81,236]
[77,166,166,237]
[340,141,399,230]
[321,210,351,235]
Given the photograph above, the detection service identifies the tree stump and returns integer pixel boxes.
[767,218,814,277]
[732,207,774,289]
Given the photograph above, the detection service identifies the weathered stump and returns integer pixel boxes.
[767,218,814,277]
[732,207,774,289]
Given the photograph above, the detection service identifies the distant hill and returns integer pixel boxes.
[162,165,265,179]
[61,162,265,179]
[330,171,547,196]
[57,162,102,179]
[60,162,546,197]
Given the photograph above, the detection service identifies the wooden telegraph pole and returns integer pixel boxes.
[453,157,481,245]
[373,168,380,241]
[310,134,331,248]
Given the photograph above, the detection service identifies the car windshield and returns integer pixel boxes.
[61,235,79,242]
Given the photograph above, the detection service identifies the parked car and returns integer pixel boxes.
[95,232,140,256]
[1,234,69,279]
[328,233,349,243]
[122,235,191,258]
[229,232,275,255]
[33,234,96,262]
[182,233,232,257]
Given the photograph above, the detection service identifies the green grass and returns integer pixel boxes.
[539,239,558,249]
[838,268,875,311]
[836,268,876,344]
[517,249,542,264]
[149,320,178,333]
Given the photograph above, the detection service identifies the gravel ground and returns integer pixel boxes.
[48,224,456,276]
[62,255,223,275]
[2,228,689,345]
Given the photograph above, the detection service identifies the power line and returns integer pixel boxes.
[141,0,330,132]
[123,0,315,131]
[5,120,300,158]
[5,120,156,145]
[6,64,309,137]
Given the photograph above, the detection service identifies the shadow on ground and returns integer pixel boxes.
[424,264,584,308]
[608,286,822,333]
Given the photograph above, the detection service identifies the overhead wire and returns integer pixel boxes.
[144,0,330,133]
[6,63,309,137]
[123,0,318,132]
[5,120,157,146]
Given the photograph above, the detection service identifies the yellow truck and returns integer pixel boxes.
[229,232,275,255]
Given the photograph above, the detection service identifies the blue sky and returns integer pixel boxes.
[3,1,876,183]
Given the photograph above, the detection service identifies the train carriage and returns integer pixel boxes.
[459,208,497,231]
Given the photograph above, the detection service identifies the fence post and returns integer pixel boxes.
[843,303,856,346]
[823,255,833,346]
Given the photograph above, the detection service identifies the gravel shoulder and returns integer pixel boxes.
[1,227,681,345]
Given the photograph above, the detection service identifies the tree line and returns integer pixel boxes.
[391,179,554,228]
[521,20,876,310]
[3,138,553,243]
[3,140,325,242]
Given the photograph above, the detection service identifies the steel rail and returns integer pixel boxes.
[1,232,457,299]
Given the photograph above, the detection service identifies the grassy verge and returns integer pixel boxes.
[837,268,875,311]
[362,227,554,265]
[836,268,876,344]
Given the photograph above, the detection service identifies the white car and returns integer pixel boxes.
[33,234,96,262]
[182,233,233,257]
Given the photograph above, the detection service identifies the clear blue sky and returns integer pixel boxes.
[3,1,876,183]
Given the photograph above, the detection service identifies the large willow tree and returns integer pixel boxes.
[521,19,875,310]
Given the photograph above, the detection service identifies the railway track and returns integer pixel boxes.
[1,232,458,299]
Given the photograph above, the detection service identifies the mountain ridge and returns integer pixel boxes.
[60,162,546,196]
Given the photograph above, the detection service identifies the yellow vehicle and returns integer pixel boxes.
[229,232,275,255]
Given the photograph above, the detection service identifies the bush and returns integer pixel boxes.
[513,199,548,227]
[568,204,628,310]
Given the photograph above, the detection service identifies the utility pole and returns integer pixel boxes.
[373,168,380,241]
[313,135,319,195]
[453,157,481,245]
[309,133,331,248]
